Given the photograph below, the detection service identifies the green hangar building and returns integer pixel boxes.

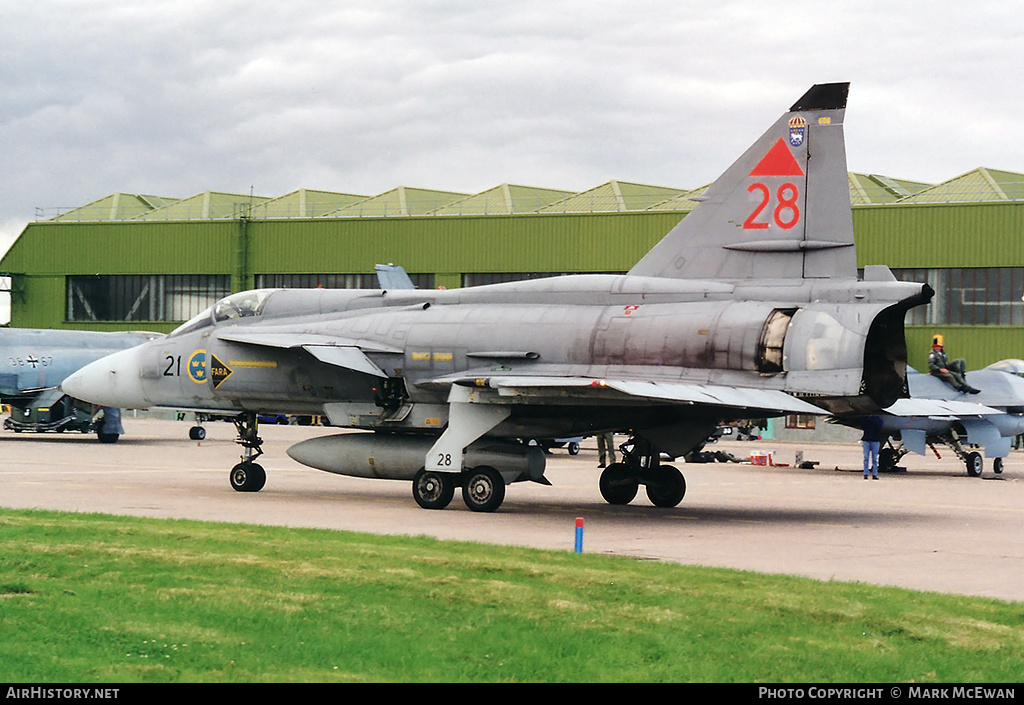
[4,167,1024,390]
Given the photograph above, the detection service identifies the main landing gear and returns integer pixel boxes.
[881,436,1005,477]
[599,436,686,508]
[412,466,506,513]
[229,412,266,492]
[961,450,1003,477]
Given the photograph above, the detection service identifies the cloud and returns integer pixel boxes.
[1,0,1021,240]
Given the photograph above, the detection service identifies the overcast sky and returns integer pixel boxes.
[2,0,1022,258]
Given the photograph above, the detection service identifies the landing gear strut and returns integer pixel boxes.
[599,436,686,508]
[942,430,985,477]
[229,412,266,492]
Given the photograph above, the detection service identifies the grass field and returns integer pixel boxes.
[1,508,1021,683]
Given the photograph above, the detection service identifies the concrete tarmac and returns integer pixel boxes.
[2,418,1022,603]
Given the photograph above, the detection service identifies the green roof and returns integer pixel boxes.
[250,189,369,218]
[430,184,574,215]
[37,167,1024,224]
[132,191,271,220]
[848,173,934,204]
[50,193,180,221]
[328,187,469,217]
[897,167,1024,204]
[646,184,711,211]
[539,180,687,213]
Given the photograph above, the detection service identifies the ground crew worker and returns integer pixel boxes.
[598,432,617,468]
[928,335,979,394]
[860,415,884,479]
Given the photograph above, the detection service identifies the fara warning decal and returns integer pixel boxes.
[210,354,233,389]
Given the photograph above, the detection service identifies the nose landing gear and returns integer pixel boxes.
[229,412,266,492]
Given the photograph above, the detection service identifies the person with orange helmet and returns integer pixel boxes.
[928,335,980,394]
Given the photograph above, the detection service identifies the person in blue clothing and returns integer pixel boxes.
[860,415,884,480]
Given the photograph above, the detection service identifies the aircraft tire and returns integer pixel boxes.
[230,462,267,492]
[568,442,580,455]
[646,465,686,508]
[97,433,119,444]
[462,466,505,513]
[599,463,638,505]
[412,468,455,510]
[879,448,898,472]
[189,426,206,441]
[965,452,983,478]
[994,457,1004,474]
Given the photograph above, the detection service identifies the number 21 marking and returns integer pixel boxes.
[743,182,801,230]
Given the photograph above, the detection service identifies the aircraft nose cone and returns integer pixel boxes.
[61,346,149,408]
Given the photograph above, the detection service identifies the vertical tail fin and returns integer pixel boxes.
[629,83,854,281]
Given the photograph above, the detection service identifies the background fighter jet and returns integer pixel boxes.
[1,328,159,441]
[849,360,1024,476]
[63,83,932,512]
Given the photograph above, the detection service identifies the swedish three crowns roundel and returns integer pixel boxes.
[187,350,207,384]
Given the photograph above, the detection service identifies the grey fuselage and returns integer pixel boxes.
[72,272,926,445]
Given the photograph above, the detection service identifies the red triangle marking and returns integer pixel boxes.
[749,138,805,177]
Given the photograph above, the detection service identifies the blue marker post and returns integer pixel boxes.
[574,517,584,553]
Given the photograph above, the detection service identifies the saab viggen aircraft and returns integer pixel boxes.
[62,83,932,512]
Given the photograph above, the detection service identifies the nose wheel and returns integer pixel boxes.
[229,412,266,492]
[230,462,266,492]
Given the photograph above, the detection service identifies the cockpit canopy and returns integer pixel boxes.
[170,289,278,337]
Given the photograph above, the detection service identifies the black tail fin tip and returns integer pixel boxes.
[790,83,849,112]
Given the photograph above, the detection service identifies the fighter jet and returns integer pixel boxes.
[62,83,932,511]
[853,360,1024,476]
[1,328,160,441]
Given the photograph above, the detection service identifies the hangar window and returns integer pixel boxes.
[785,414,816,430]
[892,268,1024,326]
[66,275,230,322]
[256,273,435,290]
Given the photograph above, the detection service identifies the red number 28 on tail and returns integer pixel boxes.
[743,182,801,230]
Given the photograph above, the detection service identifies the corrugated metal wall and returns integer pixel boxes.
[3,221,238,275]
[854,201,1024,268]
[245,211,683,276]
